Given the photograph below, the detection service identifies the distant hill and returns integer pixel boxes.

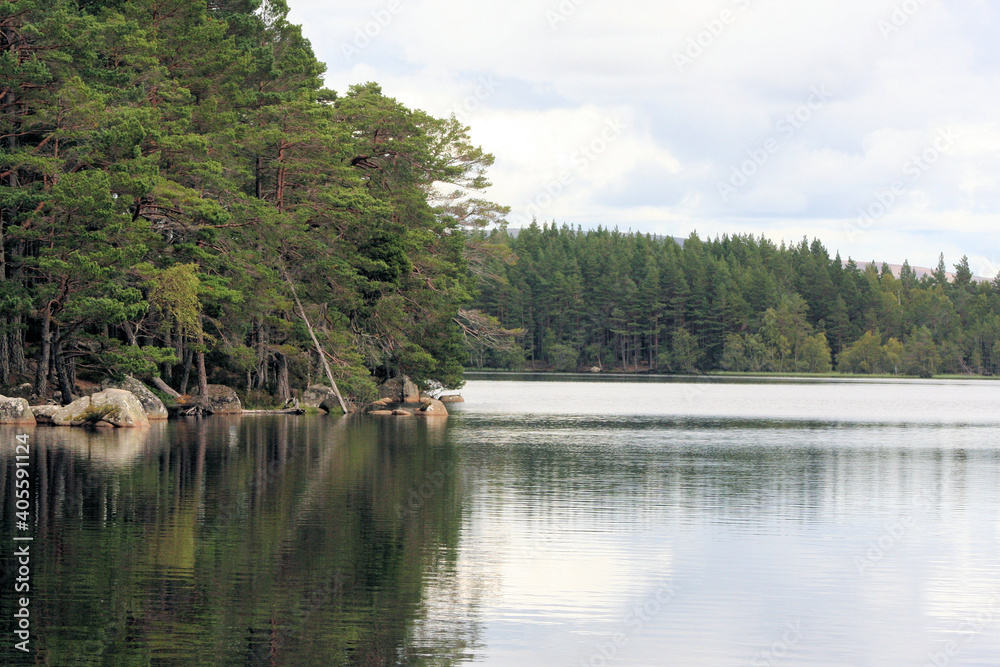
[847,261,992,284]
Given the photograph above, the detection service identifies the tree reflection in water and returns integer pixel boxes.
[0,417,476,666]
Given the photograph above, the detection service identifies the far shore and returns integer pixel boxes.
[463,368,1000,381]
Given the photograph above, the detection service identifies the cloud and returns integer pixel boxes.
[287,0,1000,268]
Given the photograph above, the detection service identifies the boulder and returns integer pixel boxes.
[415,399,449,417]
[6,383,34,399]
[392,409,412,416]
[0,396,36,425]
[102,376,168,420]
[200,384,242,415]
[377,376,421,403]
[301,385,344,414]
[368,410,395,416]
[439,395,465,403]
[402,377,421,403]
[52,389,150,428]
[589,366,602,373]
[31,405,60,425]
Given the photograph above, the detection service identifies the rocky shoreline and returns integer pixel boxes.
[0,377,463,427]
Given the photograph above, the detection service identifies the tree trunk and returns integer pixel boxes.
[0,323,9,384]
[196,333,208,397]
[282,267,348,414]
[255,156,263,199]
[276,142,288,212]
[35,307,51,396]
[10,322,25,377]
[276,353,290,402]
[180,347,193,395]
[152,376,181,398]
[53,337,74,404]
[163,324,174,381]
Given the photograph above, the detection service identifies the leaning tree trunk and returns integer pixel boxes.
[281,267,348,414]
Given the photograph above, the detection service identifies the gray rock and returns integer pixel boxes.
[7,383,34,398]
[301,385,344,414]
[377,375,421,403]
[438,395,465,403]
[31,405,60,424]
[102,376,168,420]
[415,399,449,417]
[0,395,36,425]
[200,384,242,415]
[403,377,421,403]
[52,389,150,428]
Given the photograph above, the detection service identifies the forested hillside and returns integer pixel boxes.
[471,224,1000,377]
[1,0,507,405]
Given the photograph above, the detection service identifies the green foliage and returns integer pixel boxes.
[473,225,1000,378]
[1,0,498,401]
[902,326,941,378]
[146,263,202,333]
[800,333,833,373]
[93,343,178,379]
[662,328,702,373]
[548,343,579,372]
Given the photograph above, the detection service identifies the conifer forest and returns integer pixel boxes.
[2,0,999,408]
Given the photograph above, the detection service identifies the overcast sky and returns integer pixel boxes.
[286,0,1000,275]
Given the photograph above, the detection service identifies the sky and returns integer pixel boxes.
[285,0,1000,276]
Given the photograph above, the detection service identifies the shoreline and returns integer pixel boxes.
[463,369,1000,382]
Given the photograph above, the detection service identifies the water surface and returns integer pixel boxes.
[3,376,1000,665]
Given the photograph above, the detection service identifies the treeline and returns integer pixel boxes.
[471,223,1000,377]
[1,0,507,405]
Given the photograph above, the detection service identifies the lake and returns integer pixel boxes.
[4,375,1000,665]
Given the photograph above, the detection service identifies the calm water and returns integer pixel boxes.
[4,376,1000,665]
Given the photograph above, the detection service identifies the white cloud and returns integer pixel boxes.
[287,0,1000,268]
